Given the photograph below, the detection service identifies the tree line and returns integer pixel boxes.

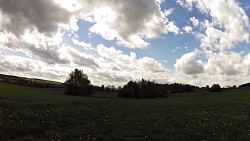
[64,69,228,98]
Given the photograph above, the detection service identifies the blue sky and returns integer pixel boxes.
[0,0,250,87]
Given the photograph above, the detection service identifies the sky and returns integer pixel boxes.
[0,0,250,87]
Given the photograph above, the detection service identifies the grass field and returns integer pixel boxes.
[0,82,250,141]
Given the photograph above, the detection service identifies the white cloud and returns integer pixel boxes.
[0,0,181,51]
[175,51,204,75]
[0,30,100,68]
[78,0,180,48]
[0,50,101,84]
[243,53,250,75]
[190,17,199,27]
[178,0,250,50]
[0,51,6,70]
[138,57,166,73]
[72,39,94,50]
[177,0,210,13]
[0,54,70,81]
[183,26,193,33]
[0,0,85,65]
[97,44,124,62]
[174,50,250,87]
[0,0,77,37]
[165,21,180,35]
[170,71,250,87]
[204,52,243,76]
[164,8,174,17]
[0,31,69,64]
[63,46,99,68]
[172,46,180,53]
[174,0,250,86]
[96,44,169,83]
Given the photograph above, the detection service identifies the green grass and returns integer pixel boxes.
[0,82,250,141]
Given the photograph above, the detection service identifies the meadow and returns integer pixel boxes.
[0,82,250,141]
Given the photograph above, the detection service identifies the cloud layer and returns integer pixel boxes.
[0,0,249,87]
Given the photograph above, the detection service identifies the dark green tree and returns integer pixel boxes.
[209,84,221,92]
[65,69,91,96]
[118,79,164,98]
[101,85,105,91]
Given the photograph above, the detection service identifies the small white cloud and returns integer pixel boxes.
[183,26,193,33]
[172,46,180,53]
[165,21,180,35]
[190,17,199,27]
[176,0,193,11]
[164,8,174,17]
[72,39,95,50]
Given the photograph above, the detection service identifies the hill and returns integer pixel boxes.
[0,73,63,88]
[239,82,250,88]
